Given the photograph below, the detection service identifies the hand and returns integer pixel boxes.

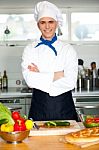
[28,63,39,72]
[53,71,64,81]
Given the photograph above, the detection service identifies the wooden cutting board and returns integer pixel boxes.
[60,136,99,148]
[29,120,81,136]
[65,140,99,148]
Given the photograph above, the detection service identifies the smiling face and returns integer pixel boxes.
[37,17,58,40]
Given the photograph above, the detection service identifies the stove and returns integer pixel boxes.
[20,87,32,93]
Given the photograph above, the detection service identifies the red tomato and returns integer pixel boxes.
[12,111,20,120]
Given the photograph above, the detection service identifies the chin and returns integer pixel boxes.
[43,33,55,40]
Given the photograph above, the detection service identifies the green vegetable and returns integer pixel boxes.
[44,121,70,127]
[84,122,99,128]
[83,115,93,122]
[86,115,94,118]
[0,102,11,115]
[0,119,8,125]
[0,102,14,126]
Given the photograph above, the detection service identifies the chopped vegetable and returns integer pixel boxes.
[84,122,99,128]
[84,115,99,128]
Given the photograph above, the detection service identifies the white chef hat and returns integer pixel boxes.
[34,1,63,26]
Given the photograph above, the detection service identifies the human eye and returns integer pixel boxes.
[49,21,55,24]
[39,21,45,25]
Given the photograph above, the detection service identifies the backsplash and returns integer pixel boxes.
[0,43,99,88]
[0,45,25,87]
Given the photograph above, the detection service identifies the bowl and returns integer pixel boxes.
[0,130,30,144]
[81,114,99,128]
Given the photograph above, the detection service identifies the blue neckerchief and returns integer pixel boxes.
[35,34,57,56]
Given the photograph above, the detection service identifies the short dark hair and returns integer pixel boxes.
[78,59,84,65]
[91,62,96,66]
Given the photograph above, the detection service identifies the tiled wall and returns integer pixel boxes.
[0,44,99,87]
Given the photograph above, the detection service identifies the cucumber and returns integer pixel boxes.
[0,119,8,125]
[46,121,57,126]
[54,121,70,126]
[44,121,70,127]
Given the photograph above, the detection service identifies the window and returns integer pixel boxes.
[71,13,99,41]
[0,14,67,41]
[0,11,99,43]
[0,14,39,41]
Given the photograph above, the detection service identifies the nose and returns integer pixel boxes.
[45,22,50,29]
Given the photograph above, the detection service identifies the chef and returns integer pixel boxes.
[21,1,78,121]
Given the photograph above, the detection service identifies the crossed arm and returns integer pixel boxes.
[28,63,64,81]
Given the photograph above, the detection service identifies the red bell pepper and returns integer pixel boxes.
[14,118,26,131]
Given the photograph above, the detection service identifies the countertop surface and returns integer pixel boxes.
[0,134,99,150]
[0,87,32,98]
[0,122,99,150]
[0,87,99,98]
[73,88,99,98]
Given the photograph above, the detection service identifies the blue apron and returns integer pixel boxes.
[29,89,78,121]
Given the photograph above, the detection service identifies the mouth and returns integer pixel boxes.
[44,31,52,34]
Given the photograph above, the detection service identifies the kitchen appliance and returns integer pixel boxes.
[25,98,31,117]
[0,97,31,116]
[20,87,32,93]
[0,98,25,114]
[75,97,99,116]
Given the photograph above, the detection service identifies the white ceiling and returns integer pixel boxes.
[0,0,99,9]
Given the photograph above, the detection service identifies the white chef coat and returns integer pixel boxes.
[21,38,78,96]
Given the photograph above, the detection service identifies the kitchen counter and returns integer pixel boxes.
[0,87,32,98]
[0,134,99,150]
[0,87,99,99]
[73,88,99,98]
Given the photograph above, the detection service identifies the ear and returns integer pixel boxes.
[37,22,40,29]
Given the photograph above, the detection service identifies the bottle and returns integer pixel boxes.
[2,70,8,89]
[86,77,90,91]
[84,69,90,90]
[92,69,96,89]
[0,72,2,89]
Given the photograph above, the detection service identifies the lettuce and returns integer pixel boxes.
[0,102,14,125]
